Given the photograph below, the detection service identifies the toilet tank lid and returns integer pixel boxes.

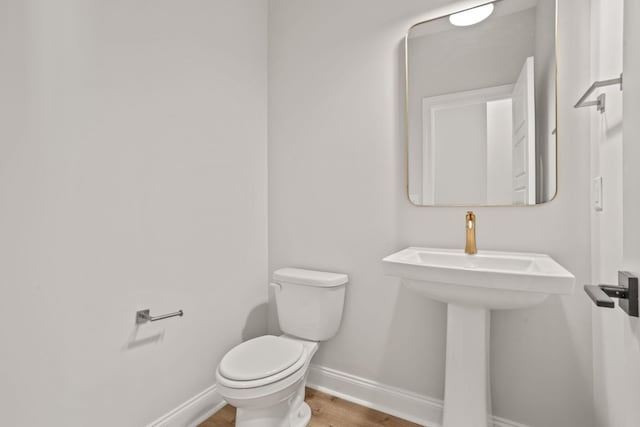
[273,268,348,287]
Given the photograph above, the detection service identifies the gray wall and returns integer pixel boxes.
[0,1,268,425]
[268,0,594,426]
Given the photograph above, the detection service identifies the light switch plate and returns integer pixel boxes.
[593,176,603,211]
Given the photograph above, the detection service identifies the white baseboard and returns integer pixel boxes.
[306,364,529,427]
[492,416,530,427]
[306,364,442,426]
[147,365,529,427]
[147,384,226,427]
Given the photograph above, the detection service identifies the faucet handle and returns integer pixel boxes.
[466,211,476,228]
[465,211,477,254]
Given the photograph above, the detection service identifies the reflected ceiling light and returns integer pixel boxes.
[449,3,495,27]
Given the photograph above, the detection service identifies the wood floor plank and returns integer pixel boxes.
[198,404,236,427]
[199,388,421,427]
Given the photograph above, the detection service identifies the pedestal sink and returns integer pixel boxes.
[382,247,575,427]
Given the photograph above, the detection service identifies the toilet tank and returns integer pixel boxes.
[272,268,348,341]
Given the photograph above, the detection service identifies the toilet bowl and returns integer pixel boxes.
[215,268,348,427]
[216,335,318,427]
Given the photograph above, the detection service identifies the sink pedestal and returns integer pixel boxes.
[442,304,491,427]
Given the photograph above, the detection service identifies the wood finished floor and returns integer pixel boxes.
[199,388,421,427]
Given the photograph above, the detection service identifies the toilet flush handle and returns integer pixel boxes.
[270,282,282,292]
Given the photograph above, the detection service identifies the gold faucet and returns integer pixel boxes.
[465,211,477,255]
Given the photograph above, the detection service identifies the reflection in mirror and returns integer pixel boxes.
[406,0,557,206]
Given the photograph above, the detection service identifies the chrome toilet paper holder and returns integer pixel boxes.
[136,309,184,324]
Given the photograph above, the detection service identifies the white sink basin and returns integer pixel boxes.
[382,247,575,309]
[382,247,575,427]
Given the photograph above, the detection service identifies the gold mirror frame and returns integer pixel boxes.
[404,0,559,207]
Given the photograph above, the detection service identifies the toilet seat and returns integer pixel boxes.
[217,336,307,389]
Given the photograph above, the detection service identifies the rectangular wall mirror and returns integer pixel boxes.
[406,0,557,206]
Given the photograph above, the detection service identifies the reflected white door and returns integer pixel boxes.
[511,56,536,204]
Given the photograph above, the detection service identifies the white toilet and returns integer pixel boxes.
[215,268,348,427]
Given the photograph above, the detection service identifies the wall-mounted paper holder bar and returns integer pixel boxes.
[574,74,623,113]
[136,309,184,324]
[584,271,638,317]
